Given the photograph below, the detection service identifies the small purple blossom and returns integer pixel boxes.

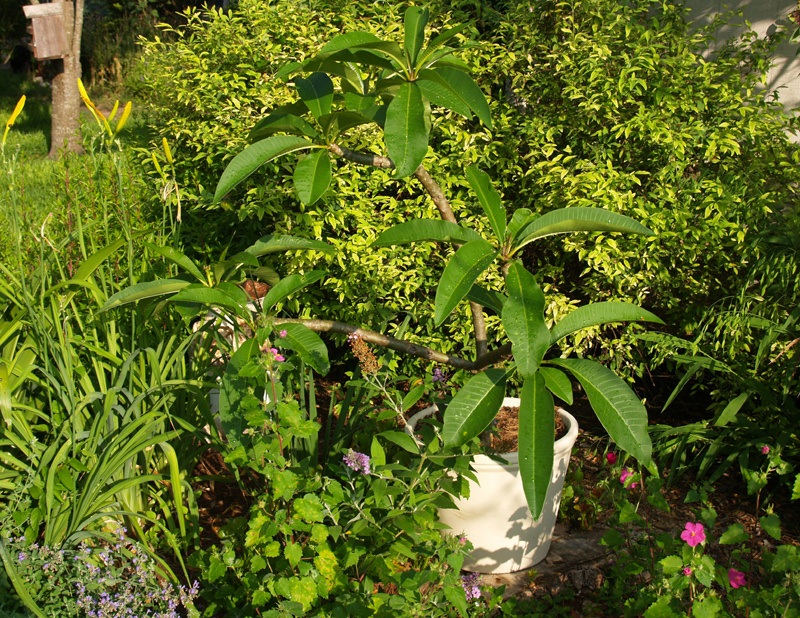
[461,572,482,602]
[729,568,747,588]
[343,449,371,475]
[17,552,26,562]
[432,367,447,383]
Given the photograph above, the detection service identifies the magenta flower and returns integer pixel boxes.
[461,573,482,601]
[620,468,637,488]
[606,452,617,465]
[279,330,288,338]
[681,522,706,547]
[269,347,285,362]
[762,445,770,455]
[343,449,371,475]
[729,568,746,588]
[683,567,692,576]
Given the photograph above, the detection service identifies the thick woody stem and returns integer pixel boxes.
[273,318,510,371]
[329,143,489,362]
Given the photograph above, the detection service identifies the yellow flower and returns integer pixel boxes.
[3,95,26,144]
[114,102,132,136]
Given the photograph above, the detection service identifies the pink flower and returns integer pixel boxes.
[606,452,617,465]
[729,568,746,588]
[683,567,692,576]
[279,330,288,338]
[458,535,467,546]
[270,348,285,362]
[620,468,637,488]
[681,522,706,547]
[762,445,770,455]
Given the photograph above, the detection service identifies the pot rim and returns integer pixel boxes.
[475,396,579,465]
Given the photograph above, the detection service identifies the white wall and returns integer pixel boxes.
[683,0,800,111]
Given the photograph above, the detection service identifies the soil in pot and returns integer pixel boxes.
[485,406,567,453]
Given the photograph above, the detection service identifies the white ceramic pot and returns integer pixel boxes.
[438,397,579,573]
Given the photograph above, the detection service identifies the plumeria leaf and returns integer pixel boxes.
[550,358,651,463]
[101,279,192,312]
[372,219,482,247]
[429,67,492,128]
[245,235,334,256]
[295,73,335,120]
[465,166,506,244]
[403,6,429,66]
[385,82,429,177]
[293,150,331,205]
[279,323,329,376]
[416,73,473,119]
[435,238,497,326]
[262,271,326,313]
[502,261,550,378]
[464,284,507,315]
[518,373,555,520]
[416,23,468,69]
[318,111,372,141]
[442,369,507,448]
[539,366,573,405]
[249,113,318,142]
[550,302,664,344]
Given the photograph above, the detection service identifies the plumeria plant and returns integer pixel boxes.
[208,6,662,520]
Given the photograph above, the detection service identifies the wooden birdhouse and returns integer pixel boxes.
[23,2,72,60]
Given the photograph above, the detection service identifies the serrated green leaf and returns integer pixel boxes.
[502,261,550,378]
[551,302,664,344]
[659,555,683,575]
[219,338,260,450]
[760,514,781,540]
[693,596,722,618]
[435,238,496,326]
[262,271,326,312]
[245,234,334,256]
[293,150,331,206]
[214,136,314,204]
[465,167,506,242]
[539,366,573,405]
[442,369,507,448]
[385,82,429,178]
[519,373,554,520]
[278,324,330,376]
[550,358,651,463]
[514,207,654,251]
[372,219,481,247]
[718,523,748,544]
[295,73,334,120]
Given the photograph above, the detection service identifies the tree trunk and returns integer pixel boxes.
[48,0,84,157]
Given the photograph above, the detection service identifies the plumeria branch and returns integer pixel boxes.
[328,142,489,360]
[272,318,510,371]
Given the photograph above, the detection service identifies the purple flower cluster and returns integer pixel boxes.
[461,572,482,601]
[432,367,447,383]
[343,449,371,475]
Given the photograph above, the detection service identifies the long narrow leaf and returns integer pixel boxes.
[518,373,555,520]
[550,358,651,463]
[442,369,507,448]
[502,262,550,378]
[372,219,481,247]
[429,67,491,128]
[245,234,334,256]
[385,82,429,178]
[293,150,332,206]
[214,135,314,204]
[295,73,334,120]
[279,323,330,376]
[262,271,326,312]
[403,6,429,66]
[101,279,192,312]
[465,167,506,242]
[550,302,663,344]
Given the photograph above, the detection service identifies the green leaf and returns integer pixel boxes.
[318,31,382,55]
[285,542,303,567]
[349,41,406,68]
[403,6,429,65]
[379,430,419,453]
[279,324,330,376]
[416,73,473,119]
[693,596,722,618]
[760,514,781,540]
[402,385,425,412]
[435,238,497,326]
[465,167,506,242]
[713,392,749,427]
[371,219,481,247]
[659,555,683,575]
[464,284,507,315]
[248,113,318,142]
[245,234,334,256]
[385,82,429,178]
[214,136,314,204]
[101,279,192,312]
[318,111,372,141]
[293,150,331,206]
[442,369,507,448]
[551,302,664,344]
[600,528,625,547]
[550,358,651,463]
[773,545,800,572]
[416,24,468,69]
[502,261,550,378]
[519,374,555,520]
[718,523,748,545]
[429,67,492,128]
[171,285,249,316]
[370,435,386,467]
[514,207,654,251]
[508,208,534,240]
[0,362,11,428]
[0,539,47,618]
[539,367,573,405]
[295,73,334,120]
[262,271,326,312]
[219,339,260,450]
